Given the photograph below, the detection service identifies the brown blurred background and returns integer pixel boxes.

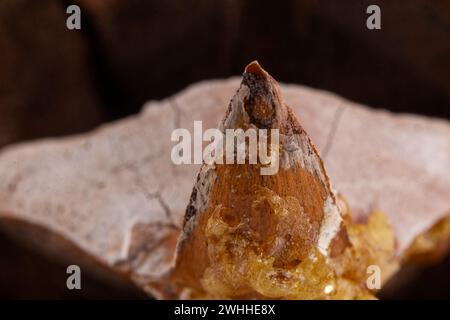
[0,0,449,298]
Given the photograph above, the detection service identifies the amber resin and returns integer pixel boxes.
[190,191,398,299]
[402,213,450,265]
[201,186,334,299]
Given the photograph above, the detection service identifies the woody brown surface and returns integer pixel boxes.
[0,77,448,298]
[172,62,353,299]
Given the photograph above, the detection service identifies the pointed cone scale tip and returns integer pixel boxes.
[244,60,268,79]
[168,61,365,300]
[241,61,279,128]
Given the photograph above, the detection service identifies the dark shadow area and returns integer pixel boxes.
[0,224,147,299]
[0,0,449,149]
[379,251,450,299]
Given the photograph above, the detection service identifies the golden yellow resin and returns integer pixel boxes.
[194,188,398,299]
[402,213,450,265]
